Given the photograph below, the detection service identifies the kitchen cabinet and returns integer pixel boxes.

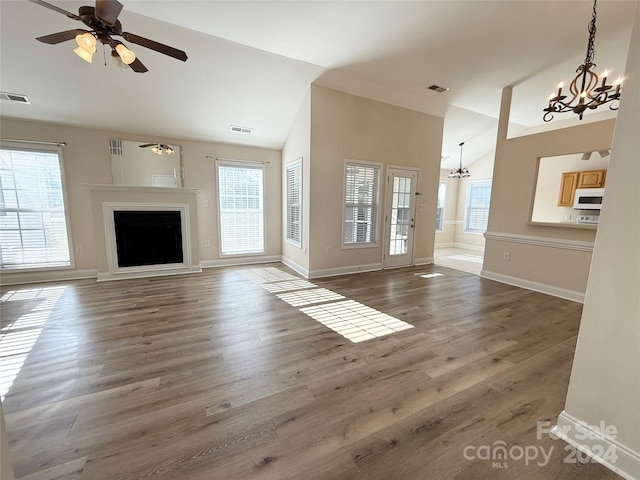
[557,169,607,206]
[558,171,580,206]
[577,169,607,188]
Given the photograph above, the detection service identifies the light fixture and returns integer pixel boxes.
[543,0,622,122]
[73,32,96,63]
[115,43,136,65]
[150,144,174,155]
[448,142,470,178]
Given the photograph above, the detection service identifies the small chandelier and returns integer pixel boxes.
[448,142,470,178]
[151,144,174,155]
[543,0,622,122]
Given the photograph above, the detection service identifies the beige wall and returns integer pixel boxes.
[481,86,616,297]
[560,3,640,475]
[434,170,458,246]
[281,91,311,273]
[0,118,281,282]
[308,85,443,274]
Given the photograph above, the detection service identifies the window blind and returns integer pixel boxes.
[0,146,72,269]
[344,162,380,245]
[436,181,446,232]
[217,163,264,255]
[286,160,302,246]
[465,181,492,233]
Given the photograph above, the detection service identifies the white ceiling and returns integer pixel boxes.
[0,1,636,168]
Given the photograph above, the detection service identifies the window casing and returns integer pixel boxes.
[436,181,446,232]
[285,159,302,247]
[343,161,381,246]
[0,143,72,270]
[464,181,492,233]
[216,162,265,256]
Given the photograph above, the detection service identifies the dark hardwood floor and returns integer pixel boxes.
[0,263,619,479]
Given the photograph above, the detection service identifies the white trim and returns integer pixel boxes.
[434,242,455,248]
[413,257,434,265]
[452,242,485,252]
[308,262,382,279]
[97,266,202,282]
[200,255,282,269]
[553,411,640,480]
[484,231,594,252]
[280,256,310,278]
[0,269,98,286]
[480,269,584,303]
[85,184,200,194]
[102,202,194,279]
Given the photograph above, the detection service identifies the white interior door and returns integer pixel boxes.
[383,167,418,268]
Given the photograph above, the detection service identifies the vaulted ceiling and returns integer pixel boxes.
[0,1,635,168]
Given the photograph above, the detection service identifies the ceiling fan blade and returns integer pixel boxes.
[128,57,148,73]
[121,32,188,62]
[36,29,89,45]
[95,0,123,26]
[27,0,81,20]
[138,144,156,148]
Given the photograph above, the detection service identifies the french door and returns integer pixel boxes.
[383,167,419,268]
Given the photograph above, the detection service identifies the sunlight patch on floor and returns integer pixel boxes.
[300,300,414,343]
[0,286,66,400]
[238,267,299,284]
[261,279,317,293]
[276,288,344,307]
[414,272,444,279]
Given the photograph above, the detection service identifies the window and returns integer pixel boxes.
[217,162,264,255]
[465,181,492,233]
[286,159,302,247]
[343,161,380,246]
[0,144,72,270]
[436,181,446,232]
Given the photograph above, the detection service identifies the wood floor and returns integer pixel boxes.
[0,263,620,480]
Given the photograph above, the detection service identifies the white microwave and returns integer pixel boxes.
[574,188,605,210]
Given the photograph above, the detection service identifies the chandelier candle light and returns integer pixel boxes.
[543,0,622,122]
[448,142,470,179]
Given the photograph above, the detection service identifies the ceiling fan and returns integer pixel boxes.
[28,0,188,73]
[139,143,174,155]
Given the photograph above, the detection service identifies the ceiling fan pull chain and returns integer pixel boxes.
[102,43,107,66]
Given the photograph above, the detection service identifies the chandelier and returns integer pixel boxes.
[448,142,470,178]
[543,0,622,122]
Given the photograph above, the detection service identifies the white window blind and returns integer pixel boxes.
[436,181,446,232]
[343,162,380,245]
[465,181,492,233]
[217,163,264,255]
[286,159,302,246]
[0,145,72,270]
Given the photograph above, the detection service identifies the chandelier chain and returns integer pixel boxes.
[585,0,598,64]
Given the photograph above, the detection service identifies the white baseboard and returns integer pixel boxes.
[480,269,585,303]
[97,265,202,282]
[414,257,434,265]
[280,257,310,278]
[0,268,98,286]
[434,242,454,248]
[200,255,282,269]
[453,242,485,252]
[308,262,382,279]
[553,411,640,480]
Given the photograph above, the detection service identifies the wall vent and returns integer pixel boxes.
[0,92,31,104]
[109,138,124,156]
[230,125,253,134]
[426,84,450,93]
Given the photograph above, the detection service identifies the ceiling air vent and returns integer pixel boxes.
[0,92,31,104]
[426,84,450,93]
[230,125,253,135]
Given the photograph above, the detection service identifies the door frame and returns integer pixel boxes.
[382,165,420,268]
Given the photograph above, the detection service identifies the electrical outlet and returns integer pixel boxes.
[203,199,209,207]
[325,246,333,254]
[75,245,83,254]
[503,252,510,261]
[204,239,211,248]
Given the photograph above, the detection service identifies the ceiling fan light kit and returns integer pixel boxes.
[543,0,622,122]
[28,0,187,73]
